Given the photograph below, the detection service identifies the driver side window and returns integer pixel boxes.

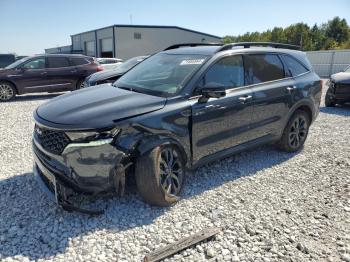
[22,57,45,69]
[201,55,244,90]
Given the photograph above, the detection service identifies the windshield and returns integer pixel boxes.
[5,57,30,69]
[345,66,350,73]
[114,53,207,96]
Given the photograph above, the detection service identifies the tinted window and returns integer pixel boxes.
[47,57,70,68]
[71,57,90,66]
[202,55,244,89]
[244,54,284,84]
[0,55,15,67]
[282,55,309,77]
[22,57,45,69]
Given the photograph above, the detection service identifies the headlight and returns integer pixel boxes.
[65,127,120,142]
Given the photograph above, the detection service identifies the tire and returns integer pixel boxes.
[325,89,336,107]
[76,79,85,90]
[0,82,16,101]
[135,144,185,207]
[278,110,310,152]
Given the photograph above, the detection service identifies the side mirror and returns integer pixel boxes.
[200,83,226,99]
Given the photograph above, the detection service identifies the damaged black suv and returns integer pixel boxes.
[33,42,321,212]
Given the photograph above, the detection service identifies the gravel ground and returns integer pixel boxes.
[0,89,349,262]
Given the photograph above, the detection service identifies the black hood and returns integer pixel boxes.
[331,72,350,84]
[87,68,126,83]
[35,84,166,130]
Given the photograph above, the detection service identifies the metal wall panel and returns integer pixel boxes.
[306,50,350,78]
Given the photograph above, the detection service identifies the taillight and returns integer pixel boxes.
[97,65,104,71]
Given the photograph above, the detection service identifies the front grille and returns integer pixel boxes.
[35,125,70,155]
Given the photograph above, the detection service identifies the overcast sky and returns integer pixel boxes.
[0,0,349,55]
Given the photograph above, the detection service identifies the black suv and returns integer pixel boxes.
[33,42,321,211]
[0,54,102,101]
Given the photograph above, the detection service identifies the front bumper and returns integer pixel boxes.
[33,135,127,210]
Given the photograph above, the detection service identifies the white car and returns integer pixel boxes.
[96,58,123,70]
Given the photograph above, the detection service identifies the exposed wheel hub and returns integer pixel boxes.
[0,84,13,100]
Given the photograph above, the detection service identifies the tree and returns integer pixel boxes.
[222,17,350,51]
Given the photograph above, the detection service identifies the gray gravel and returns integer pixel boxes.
[0,89,349,262]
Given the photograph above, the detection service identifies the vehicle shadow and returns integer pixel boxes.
[0,145,296,260]
[320,104,350,116]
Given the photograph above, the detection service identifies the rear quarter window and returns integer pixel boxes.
[281,55,309,77]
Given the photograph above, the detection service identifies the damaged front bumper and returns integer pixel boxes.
[32,136,130,214]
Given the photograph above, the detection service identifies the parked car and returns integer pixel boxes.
[0,54,16,68]
[32,42,321,213]
[96,58,123,71]
[85,56,149,87]
[325,65,350,106]
[0,54,103,101]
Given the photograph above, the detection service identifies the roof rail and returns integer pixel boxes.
[164,42,222,51]
[216,42,301,52]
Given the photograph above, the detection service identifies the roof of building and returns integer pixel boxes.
[71,24,222,39]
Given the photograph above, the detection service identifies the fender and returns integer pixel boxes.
[281,98,315,135]
[135,134,190,167]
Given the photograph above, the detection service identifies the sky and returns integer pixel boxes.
[0,0,349,55]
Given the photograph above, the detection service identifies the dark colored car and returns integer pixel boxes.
[0,54,102,101]
[325,65,350,106]
[0,54,16,68]
[84,56,149,87]
[32,42,321,213]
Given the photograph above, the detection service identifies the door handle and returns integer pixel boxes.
[70,70,77,73]
[239,95,252,103]
[40,72,47,75]
[286,86,297,93]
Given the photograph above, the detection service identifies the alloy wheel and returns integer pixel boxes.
[288,115,308,149]
[159,147,183,196]
[0,84,14,101]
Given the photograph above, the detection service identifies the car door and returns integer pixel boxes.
[244,53,295,139]
[46,56,77,91]
[191,55,254,163]
[15,57,50,93]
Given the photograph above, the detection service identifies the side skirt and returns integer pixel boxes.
[190,134,278,170]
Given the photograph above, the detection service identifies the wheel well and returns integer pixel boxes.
[0,80,18,94]
[295,105,313,123]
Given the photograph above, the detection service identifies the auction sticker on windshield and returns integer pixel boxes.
[180,59,205,65]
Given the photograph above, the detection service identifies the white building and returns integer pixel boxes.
[62,25,221,60]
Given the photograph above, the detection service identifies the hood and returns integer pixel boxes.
[36,84,166,129]
[88,68,126,83]
[0,68,13,74]
[331,72,350,84]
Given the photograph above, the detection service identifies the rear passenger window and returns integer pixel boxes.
[282,55,309,77]
[202,55,244,89]
[244,54,284,84]
[70,57,91,66]
[47,57,70,68]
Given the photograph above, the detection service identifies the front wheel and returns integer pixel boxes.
[0,82,16,102]
[278,110,310,152]
[135,145,185,206]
